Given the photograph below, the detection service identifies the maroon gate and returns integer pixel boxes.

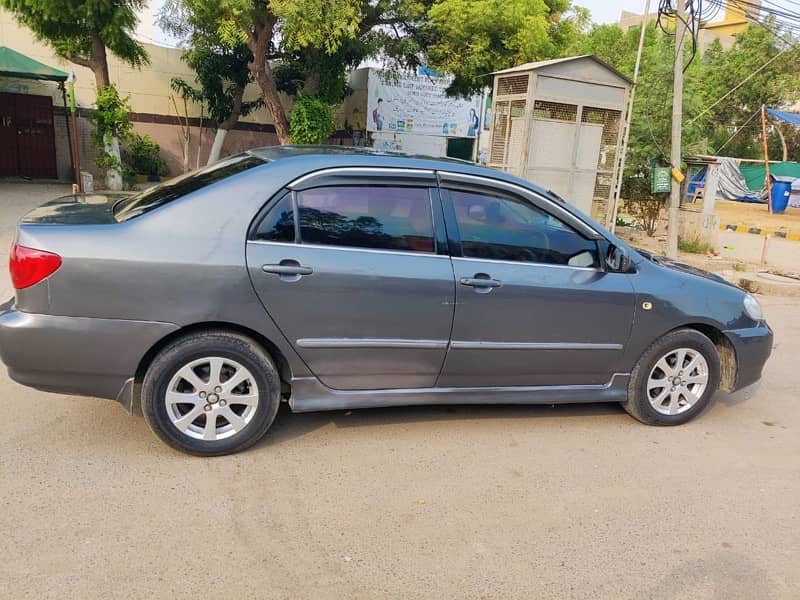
[0,92,58,179]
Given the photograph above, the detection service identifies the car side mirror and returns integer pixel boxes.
[606,244,631,273]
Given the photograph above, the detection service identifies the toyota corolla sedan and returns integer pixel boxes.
[0,146,773,455]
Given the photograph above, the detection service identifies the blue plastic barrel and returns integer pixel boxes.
[771,181,791,214]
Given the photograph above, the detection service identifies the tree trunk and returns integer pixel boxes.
[776,125,789,162]
[303,48,321,95]
[104,134,122,191]
[247,20,291,144]
[66,34,109,92]
[91,34,110,90]
[207,87,244,165]
[182,139,190,174]
[207,129,228,165]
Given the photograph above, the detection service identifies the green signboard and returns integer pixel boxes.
[651,166,672,194]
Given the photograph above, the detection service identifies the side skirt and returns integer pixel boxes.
[288,374,631,413]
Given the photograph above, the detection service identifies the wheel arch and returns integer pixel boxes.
[672,322,737,392]
[133,321,294,407]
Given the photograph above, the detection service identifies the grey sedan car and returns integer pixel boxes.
[0,146,773,455]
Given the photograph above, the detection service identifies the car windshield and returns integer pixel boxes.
[113,153,266,222]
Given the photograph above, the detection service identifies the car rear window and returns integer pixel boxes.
[113,153,265,222]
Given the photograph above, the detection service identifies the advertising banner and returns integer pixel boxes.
[366,69,482,137]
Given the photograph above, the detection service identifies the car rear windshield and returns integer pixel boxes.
[113,153,266,222]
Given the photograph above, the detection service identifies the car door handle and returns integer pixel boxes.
[460,275,502,288]
[262,260,313,280]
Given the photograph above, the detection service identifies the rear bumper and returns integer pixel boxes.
[725,323,774,391]
[0,302,177,402]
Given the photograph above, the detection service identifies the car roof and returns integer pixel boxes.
[248,144,476,166]
[247,145,556,196]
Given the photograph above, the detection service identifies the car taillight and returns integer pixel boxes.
[9,243,62,289]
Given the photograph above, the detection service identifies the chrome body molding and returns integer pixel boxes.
[288,166,435,188]
[450,341,624,350]
[297,338,449,349]
[288,373,631,413]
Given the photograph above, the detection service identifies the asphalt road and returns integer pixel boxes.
[1,184,798,599]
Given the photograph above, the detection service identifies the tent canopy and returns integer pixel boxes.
[0,46,67,82]
[767,107,800,127]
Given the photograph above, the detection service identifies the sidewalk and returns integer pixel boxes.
[715,200,800,240]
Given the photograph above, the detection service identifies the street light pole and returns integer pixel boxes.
[666,0,688,259]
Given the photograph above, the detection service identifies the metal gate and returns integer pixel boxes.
[0,92,58,179]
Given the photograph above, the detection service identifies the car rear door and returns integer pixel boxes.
[246,168,455,390]
[436,172,636,387]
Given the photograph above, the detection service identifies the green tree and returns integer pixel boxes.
[577,17,800,170]
[0,0,148,91]
[424,0,587,96]
[699,24,800,160]
[160,0,264,164]
[209,0,369,143]
[162,0,440,145]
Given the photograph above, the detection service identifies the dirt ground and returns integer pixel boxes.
[1,184,799,599]
[714,200,800,232]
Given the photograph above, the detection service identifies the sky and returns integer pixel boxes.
[577,0,650,24]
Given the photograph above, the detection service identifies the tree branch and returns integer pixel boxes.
[66,53,93,70]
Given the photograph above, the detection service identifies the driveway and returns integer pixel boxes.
[1,183,799,599]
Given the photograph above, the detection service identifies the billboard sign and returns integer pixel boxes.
[366,69,482,137]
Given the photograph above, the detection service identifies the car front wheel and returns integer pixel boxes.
[624,329,721,425]
[142,331,281,456]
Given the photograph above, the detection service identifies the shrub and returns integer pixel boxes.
[678,236,712,254]
[289,95,335,144]
[122,132,168,181]
[621,171,665,236]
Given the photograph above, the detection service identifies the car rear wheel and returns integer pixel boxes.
[624,329,721,425]
[142,331,281,456]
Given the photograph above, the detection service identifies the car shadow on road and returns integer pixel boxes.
[714,381,762,407]
[257,401,628,449]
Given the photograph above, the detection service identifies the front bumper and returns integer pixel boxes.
[0,302,178,402]
[725,323,774,391]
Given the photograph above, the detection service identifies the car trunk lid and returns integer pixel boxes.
[20,193,129,226]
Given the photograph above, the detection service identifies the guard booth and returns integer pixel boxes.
[487,55,631,221]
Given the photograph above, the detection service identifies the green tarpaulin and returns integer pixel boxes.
[739,161,800,191]
[0,46,67,82]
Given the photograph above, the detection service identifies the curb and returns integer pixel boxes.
[720,223,800,241]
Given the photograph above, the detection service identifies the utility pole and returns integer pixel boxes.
[760,104,773,213]
[609,0,651,233]
[667,0,688,259]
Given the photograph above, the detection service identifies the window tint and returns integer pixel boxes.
[253,194,295,242]
[449,189,599,267]
[298,186,434,253]
[114,153,265,222]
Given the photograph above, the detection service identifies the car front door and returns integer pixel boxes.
[246,169,454,390]
[436,174,636,388]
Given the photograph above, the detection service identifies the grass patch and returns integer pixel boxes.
[733,262,747,272]
[678,236,713,254]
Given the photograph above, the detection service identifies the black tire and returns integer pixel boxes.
[624,328,721,425]
[141,330,281,456]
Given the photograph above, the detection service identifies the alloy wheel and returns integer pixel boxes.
[646,347,709,416]
[164,356,259,441]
